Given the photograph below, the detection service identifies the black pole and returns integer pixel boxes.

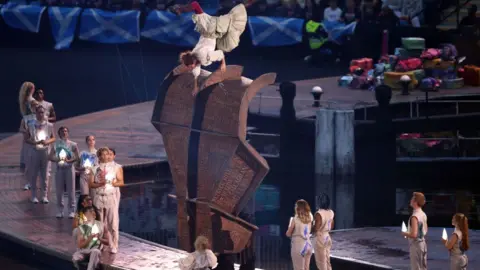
[372,85,396,226]
[425,90,429,120]
[278,81,296,255]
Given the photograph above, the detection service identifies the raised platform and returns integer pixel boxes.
[2,76,479,168]
[331,227,480,270]
[0,168,262,270]
[0,102,166,168]
[250,77,480,118]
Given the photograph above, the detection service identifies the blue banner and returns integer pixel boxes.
[48,7,82,50]
[0,3,46,33]
[322,20,357,45]
[141,11,199,47]
[78,9,140,44]
[248,16,304,47]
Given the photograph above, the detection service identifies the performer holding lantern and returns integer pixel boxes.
[89,147,121,254]
[49,126,79,218]
[401,192,428,270]
[442,213,469,270]
[76,135,98,198]
[24,106,55,204]
[18,81,39,191]
[174,1,248,96]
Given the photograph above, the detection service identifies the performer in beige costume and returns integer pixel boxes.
[34,89,57,183]
[24,106,55,203]
[50,126,79,218]
[76,135,98,197]
[72,206,109,270]
[19,81,38,190]
[107,148,123,208]
[108,147,124,253]
[312,193,335,270]
[179,236,218,270]
[175,1,247,95]
[442,213,469,270]
[401,192,428,270]
[89,147,122,254]
[286,199,313,270]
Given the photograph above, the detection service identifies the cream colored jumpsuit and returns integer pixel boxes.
[408,208,428,270]
[314,209,334,270]
[93,163,119,252]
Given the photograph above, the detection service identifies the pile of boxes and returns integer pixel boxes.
[339,37,468,92]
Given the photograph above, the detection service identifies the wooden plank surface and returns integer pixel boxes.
[0,168,261,270]
[0,102,166,168]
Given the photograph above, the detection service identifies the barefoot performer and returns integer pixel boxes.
[175,1,248,96]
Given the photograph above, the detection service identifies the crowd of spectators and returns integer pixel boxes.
[2,0,476,30]
[0,0,433,27]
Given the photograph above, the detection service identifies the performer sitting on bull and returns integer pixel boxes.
[174,1,248,96]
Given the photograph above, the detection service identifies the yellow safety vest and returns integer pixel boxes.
[305,20,326,50]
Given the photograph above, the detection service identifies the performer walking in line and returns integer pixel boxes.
[50,126,79,218]
[401,192,428,270]
[312,193,334,270]
[18,81,38,190]
[24,106,55,203]
[174,1,248,96]
[76,135,98,198]
[442,213,469,270]
[286,199,313,270]
[89,147,121,254]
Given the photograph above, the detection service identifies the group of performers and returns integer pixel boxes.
[13,2,473,270]
[286,192,470,270]
[18,82,124,269]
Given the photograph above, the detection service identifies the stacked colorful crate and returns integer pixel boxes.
[421,44,464,89]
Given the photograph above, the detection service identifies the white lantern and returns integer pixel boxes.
[442,228,448,241]
[91,223,99,241]
[104,172,115,190]
[402,221,407,238]
[35,131,47,149]
[58,149,67,165]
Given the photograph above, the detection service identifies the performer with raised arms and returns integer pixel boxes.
[174,1,248,96]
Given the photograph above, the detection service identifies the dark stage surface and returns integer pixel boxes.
[331,227,480,270]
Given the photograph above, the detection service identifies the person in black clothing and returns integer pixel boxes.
[460,4,478,27]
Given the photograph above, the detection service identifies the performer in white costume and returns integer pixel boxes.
[76,135,98,197]
[89,147,122,254]
[402,192,428,270]
[175,1,248,95]
[19,81,38,190]
[49,126,79,218]
[24,106,55,203]
[442,213,469,270]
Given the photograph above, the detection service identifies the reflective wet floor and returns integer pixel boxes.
[118,177,289,270]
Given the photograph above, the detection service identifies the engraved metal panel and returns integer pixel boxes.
[211,154,255,213]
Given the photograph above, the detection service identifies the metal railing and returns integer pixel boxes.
[396,190,480,218]
[396,135,480,159]
[250,94,480,121]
